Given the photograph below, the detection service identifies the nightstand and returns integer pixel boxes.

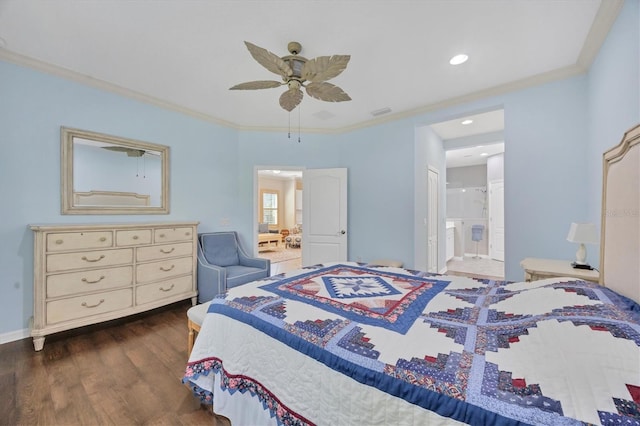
[520,257,600,283]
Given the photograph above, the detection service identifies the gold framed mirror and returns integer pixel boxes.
[61,127,169,214]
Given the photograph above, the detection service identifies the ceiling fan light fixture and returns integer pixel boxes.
[449,54,469,65]
[285,57,307,79]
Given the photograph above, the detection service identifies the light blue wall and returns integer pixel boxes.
[1,0,638,340]
[0,60,240,337]
[586,0,640,268]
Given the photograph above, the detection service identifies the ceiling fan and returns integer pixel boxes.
[102,146,159,157]
[230,41,351,112]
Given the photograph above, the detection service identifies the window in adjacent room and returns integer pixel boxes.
[260,189,279,226]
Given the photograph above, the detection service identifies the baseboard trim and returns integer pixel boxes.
[463,253,490,259]
[0,328,30,345]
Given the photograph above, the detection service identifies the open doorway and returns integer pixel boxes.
[431,109,505,280]
[255,167,303,274]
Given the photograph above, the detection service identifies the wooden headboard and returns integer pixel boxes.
[600,124,640,304]
[73,190,151,206]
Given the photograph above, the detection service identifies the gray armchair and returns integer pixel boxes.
[197,231,270,303]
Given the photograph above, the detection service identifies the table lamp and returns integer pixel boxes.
[566,222,598,269]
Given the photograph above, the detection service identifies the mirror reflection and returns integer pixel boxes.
[61,127,169,214]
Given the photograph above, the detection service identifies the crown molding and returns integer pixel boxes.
[576,0,624,70]
[0,48,238,129]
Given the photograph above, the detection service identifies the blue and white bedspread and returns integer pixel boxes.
[183,262,640,426]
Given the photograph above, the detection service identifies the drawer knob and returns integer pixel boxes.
[81,275,105,284]
[185,232,191,236]
[81,299,105,309]
[160,264,175,272]
[159,284,175,292]
[133,235,139,240]
[160,247,175,254]
[81,255,105,263]
[100,237,107,242]
[55,239,63,245]
[159,233,165,238]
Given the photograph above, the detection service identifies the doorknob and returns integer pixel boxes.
[340,230,346,235]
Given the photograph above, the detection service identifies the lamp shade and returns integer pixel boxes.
[566,222,598,244]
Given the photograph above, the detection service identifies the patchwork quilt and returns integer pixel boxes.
[184,262,640,426]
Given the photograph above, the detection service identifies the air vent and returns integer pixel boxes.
[371,107,392,117]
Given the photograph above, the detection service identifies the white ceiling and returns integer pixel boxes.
[258,169,303,180]
[446,142,504,168]
[0,0,620,135]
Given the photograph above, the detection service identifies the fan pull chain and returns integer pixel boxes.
[298,105,301,143]
[288,111,291,139]
[136,157,139,177]
[143,155,146,179]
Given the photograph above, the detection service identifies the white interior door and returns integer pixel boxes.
[427,167,439,273]
[302,168,348,265]
[489,180,505,261]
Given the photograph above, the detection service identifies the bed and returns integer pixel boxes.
[184,125,640,426]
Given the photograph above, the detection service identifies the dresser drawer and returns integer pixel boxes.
[46,288,133,324]
[116,229,152,246]
[136,275,193,305]
[47,248,133,273]
[47,266,133,298]
[154,227,194,243]
[47,231,113,252]
[135,257,193,283]
[136,242,193,262]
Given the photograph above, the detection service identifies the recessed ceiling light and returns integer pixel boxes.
[461,119,473,125]
[475,145,483,148]
[273,170,281,174]
[480,153,489,156]
[449,54,468,65]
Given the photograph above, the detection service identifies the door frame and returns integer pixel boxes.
[488,179,505,261]
[427,166,440,273]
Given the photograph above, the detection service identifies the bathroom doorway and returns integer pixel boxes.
[430,109,505,279]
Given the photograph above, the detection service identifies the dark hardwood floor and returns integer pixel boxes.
[0,300,230,426]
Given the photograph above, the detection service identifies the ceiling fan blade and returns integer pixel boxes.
[102,146,145,157]
[229,80,283,90]
[244,41,293,78]
[279,88,303,112]
[302,55,350,82]
[305,82,351,102]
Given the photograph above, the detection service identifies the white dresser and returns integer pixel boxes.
[30,221,198,351]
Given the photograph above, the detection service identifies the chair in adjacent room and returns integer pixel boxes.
[197,231,270,303]
[471,224,485,259]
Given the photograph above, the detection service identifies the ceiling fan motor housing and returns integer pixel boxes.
[282,55,307,81]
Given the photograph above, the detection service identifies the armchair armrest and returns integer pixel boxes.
[197,246,227,303]
[238,250,270,272]
[237,244,270,274]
